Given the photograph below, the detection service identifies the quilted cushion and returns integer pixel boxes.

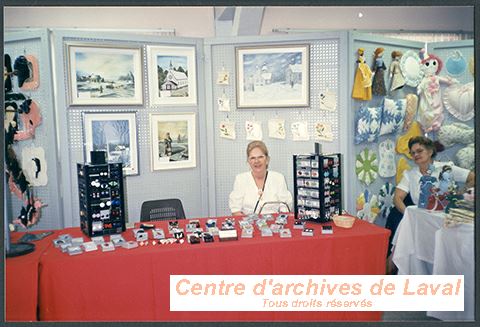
[354,105,382,144]
[379,98,406,136]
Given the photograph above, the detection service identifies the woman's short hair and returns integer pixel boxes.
[408,136,437,158]
[246,140,269,159]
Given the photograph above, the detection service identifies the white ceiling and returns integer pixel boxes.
[4,6,474,37]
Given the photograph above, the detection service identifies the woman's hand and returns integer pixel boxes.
[393,188,408,214]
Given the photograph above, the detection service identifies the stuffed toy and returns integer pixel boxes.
[416,49,457,132]
[371,47,387,96]
[352,48,373,101]
[389,50,405,93]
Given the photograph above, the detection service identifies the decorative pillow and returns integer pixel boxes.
[396,121,422,159]
[378,182,395,218]
[356,189,380,223]
[456,143,474,170]
[379,98,406,136]
[355,148,378,186]
[403,94,418,131]
[442,82,474,122]
[354,105,382,144]
[396,157,411,185]
[378,139,396,178]
[438,123,474,148]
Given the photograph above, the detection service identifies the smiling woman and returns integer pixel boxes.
[229,140,293,215]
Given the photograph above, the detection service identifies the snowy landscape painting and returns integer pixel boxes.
[150,113,196,170]
[148,46,197,106]
[68,44,143,105]
[236,44,310,108]
[83,112,138,175]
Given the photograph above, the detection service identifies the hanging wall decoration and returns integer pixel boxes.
[355,148,378,186]
[378,98,406,136]
[396,157,411,185]
[14,54,40,90]
[442,82,474,121]
[5,54,13,92]
[22,146,48,186]
[150,113,196,170]
[14,99,42,141]
[314,122,333,142]
[351,48,372,101]
[235,44,310,108]
[83,112,139,175]
[400,50,423,87]
[217,93,231,112]
[67,43,143,106]
[216,68,229,85]
[396,121,422,159]
[356,189,380,223]
[245,120,263,140]
[445,50,467,76]
[437,122,474,148]
[371,47,387,96]
[378,139,396,178]
[268,118,286,139]
[354,105,381,144]
[147,45,197,106]
[403,93,418,131]
[319,89,337,111]
[417,49,457,132]
[291,121,309,141]
[378,182,395,219]
[389,50,405,93]
[219,120,236,140]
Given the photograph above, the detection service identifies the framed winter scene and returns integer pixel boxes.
[150,113,196,170]
[147,45,197,106]
[235,44,310,108]
[83,112,138,175]
[67,43,143,106]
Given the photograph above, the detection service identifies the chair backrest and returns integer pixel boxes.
[140,198,186,222]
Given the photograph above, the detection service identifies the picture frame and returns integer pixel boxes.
[67,43,143,106]
[235,44,310,108]
[150,113,196,170]
[147,45,197,106]
[83,112,139,175]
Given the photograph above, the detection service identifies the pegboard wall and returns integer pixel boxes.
[348,33,474,227]
[206,33,346,216]
[4,30,63,231]
[50,30,207,228]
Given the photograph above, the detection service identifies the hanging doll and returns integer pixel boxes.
[352,48,372,101]
[371,47,387,96]
[416,49,457,133]
[389,50,406,93]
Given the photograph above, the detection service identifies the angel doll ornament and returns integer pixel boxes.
[389,50,405,92]
[416,49,457,132]
[371,47,387,96]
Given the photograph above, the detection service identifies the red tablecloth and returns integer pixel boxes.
[37,216,389,321]
[6,229,58,321]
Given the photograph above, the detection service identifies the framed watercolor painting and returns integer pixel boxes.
[235,44,310,108]
[150,113,196,170]
[147,45,197,106]
[67,43,143,106]
[83,112,138,175]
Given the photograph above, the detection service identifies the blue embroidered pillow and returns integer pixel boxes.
[354,105,382,144]
[379,98,406,136]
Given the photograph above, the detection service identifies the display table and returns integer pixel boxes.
[392,206,474,321]
[35,215,389,322]
[6,229,58,321]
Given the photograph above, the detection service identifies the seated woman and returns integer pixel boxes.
[229,141,293,215]
[386,136,474,272]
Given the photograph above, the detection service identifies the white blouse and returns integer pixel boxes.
[229,170,293,215]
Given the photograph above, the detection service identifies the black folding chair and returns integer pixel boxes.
[140,198,186,222]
